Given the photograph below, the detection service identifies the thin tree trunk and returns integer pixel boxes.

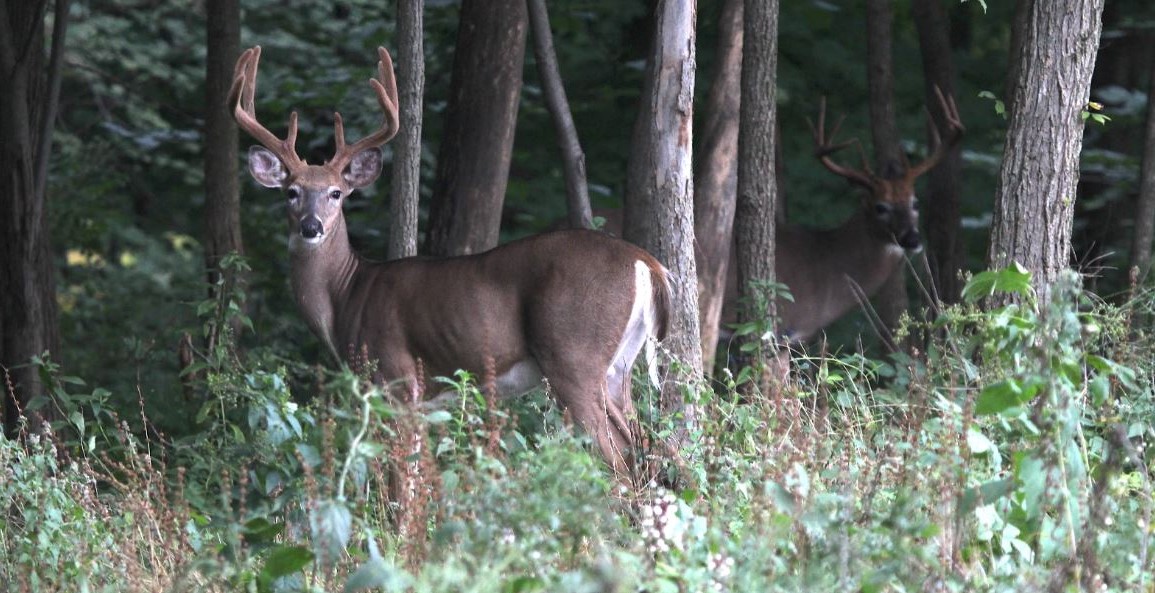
[1,0,68,435]
[913,0,963,304]
[203,0,244,347]
[865,0,905,348]
[424,0,527,256]
[624,0,701,418]
[1129,50,1155,279]
[388,0,424,260]
[988,0,1105,300]
[527,0,592,230]
[734,0,779,393]
[694,0,742,370]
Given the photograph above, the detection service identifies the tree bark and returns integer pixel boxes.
[988,0,1105,299]
[424,0,527,256]
[1129,48,1155,279]
[1,0,68,435]
[734,0,778,391]
[624,0,701,417]
[203,0,244,344]
[388,0,424,260]
[693,0,742,369]
[864,0,905,348]
[527,0,592,230]
[913,0,964,304]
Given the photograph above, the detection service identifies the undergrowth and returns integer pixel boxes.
[2,265,1154,592]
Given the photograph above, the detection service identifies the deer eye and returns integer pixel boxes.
[329,190,342,200]
[286,188,300,200]
[873,203,892,216]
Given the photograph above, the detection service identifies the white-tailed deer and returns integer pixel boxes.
[229,46,671,476]
[590,90,963,350]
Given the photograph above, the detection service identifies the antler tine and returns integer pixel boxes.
[808,97,877,190]
[329,47,401,171]
[231,46,305,171]
[907,85,965,179]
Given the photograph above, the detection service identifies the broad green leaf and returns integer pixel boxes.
[262,545,313,579]
[343,557,412,592]
[961,263,1032,303]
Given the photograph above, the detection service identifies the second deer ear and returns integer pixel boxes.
[248,146,288,188]
[343,148,383,188]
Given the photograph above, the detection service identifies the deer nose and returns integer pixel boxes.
[898,229,922,251]
[300,217,324,239]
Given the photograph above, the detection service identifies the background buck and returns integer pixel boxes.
[230,46,671,477]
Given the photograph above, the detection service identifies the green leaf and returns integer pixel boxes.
[959,478,1014,513]
[311,499,353,565]
[424,410,453,424]
[343,557,412,592]
[961,263,1032,303]
[262,545,313,579]
[975,380,1038,415]
[243,517,286,544]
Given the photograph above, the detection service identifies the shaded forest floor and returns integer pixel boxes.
[3,268,1155,592]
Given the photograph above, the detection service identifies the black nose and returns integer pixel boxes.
[300,217,324,239]
[898,229,921,250]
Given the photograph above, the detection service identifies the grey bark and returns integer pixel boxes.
[913,0,964,304]
[388,0,424,260]
[624,0,702,416]
[734,0,779,388]
[527,0,592,230]
[424,0,527,256]
[204,0,245,346]
[988,0,1105,299]
[865,0,905,348]
[1,0,68,435]
[1130,52,1155,279]
[694,0,742,369]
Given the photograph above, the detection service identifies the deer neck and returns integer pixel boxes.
[837,210,907,293]
[288,215,361,359]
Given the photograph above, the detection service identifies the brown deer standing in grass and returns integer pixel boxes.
[592,90,963,355]
[229,46,671,477]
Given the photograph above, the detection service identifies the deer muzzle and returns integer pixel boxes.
[300,216,324,240]
[898,229,922,252]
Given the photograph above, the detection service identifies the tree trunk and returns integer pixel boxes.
[734,0,779,392]
[693,0,742,370]
[864,0,905,348]
[623,0,701,417]
[1129,48,1155,279]
[388,0,424,260]
[424,0,527,256]
[1,0,68,435]
[527,0,592,230]
[203,0,244,344]
[988,0,1105,299]
[913,0,964,304]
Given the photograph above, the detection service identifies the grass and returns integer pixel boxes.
[2,268,1154,592]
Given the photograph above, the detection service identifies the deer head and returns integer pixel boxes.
[229,46,400,250]
[808,87,965,252]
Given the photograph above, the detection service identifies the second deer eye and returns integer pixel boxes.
[286,188,300,200]
[329,190,342,200]
[874,203,892,216]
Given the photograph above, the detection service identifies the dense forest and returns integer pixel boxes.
[3,0,1155,591]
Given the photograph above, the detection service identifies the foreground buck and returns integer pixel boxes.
[229,46,671,475]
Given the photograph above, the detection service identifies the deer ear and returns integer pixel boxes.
[248,146,288,188]
[343,148,383,188]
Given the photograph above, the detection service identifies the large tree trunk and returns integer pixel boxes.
[424,0,527,256]
[988,0,1105,299]
[623,0,701,418]
[388,0,424,260]
[734,0,778,392]
[1129,43,1155,279]
[912,0,964,304]
[864,0,905,348]
[1,0,68,435]
[528,0,592,230]
[203,0,244,346]
[693,0,742,370]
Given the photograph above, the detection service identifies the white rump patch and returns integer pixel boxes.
[605,260,660,406]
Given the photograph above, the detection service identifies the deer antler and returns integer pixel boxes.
[807,97,879,191]
[327,47,401,173]
[229,46,307,174]
[906,86,965,179]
